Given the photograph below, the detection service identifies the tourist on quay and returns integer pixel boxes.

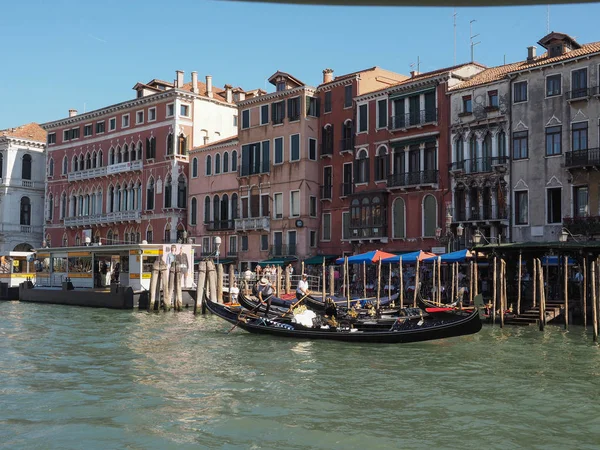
[296,273,310,301]
[230,281,240,304]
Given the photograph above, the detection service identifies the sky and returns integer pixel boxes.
[0,0,598,129]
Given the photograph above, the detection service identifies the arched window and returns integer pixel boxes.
[204,196,211,223]
[146,178,155,210]
[0,152,4,178]
[206,155,212,176]
[190,197,197,225]
[70,194,76,216]
[115,184,122,212]
[178,133,187,155]
[221,194,229,226]
[455,137,464,165]
[215,153,221,174]
[75,234,81,246]
[355,149,369,184]
[497,131,506,158]
[72,155,78,172]
[98,150,103,167]
[48,158,54,177]
[60,192,67,219]
[393,197,406,238]
[116,146,122,164]
[192,157,198,177]
[47,194,54,220]
[469,135,477,172]
[350,199,360,229]
[107,229,113,245]
[20,197,31,225]
[164,175,172,208]
[62,233,68,247]
[422,194,437,237]
[223,151,229,173]
[123,144,129,162]
[62,156,68,174]
[130,144,136,161]
[374,146,388,181]
[322,124,334,155]
[177,174,186,208]
[146,137,156,159]
[113,230,119,245]
[164,222,171,243]
[136,142,142,160]
[146,225,153,244]
[231,150,238,172]
[92,151,97,169]
[107,186,114,213]
[482,134,492,171]
[213,195,220,227]
[79,154,84,171]
[231,193,238,219]
[109,147,115,165]
[22,154,32,180]
[167,133,174,156]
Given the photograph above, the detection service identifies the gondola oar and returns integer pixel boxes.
[227,298,264,333]
[282,293,310,317]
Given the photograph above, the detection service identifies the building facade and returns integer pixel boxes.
[42,70,238,248]
[0,123,46,252]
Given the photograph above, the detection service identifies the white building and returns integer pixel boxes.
[0,123,46,252]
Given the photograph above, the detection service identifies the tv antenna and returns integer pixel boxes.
[410,56,421,73]
[546,5,550,33]
[453,9,458,65]
[470,20,481,62]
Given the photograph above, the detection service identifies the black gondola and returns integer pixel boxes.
[206,296,483,344]
[304,292,400,315]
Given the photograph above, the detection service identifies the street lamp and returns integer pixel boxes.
[560,227,579,243]
[214,236,222,265]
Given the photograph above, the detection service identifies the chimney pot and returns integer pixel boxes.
[176,70,184,88]
[322,68,334,84]
[527,45,537,62]
[206,75,213,98]
[410,71,420,78]
[224,84,233,103]
[68,109,78,117]
[191,71,199,94]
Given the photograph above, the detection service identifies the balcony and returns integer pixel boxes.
[64,210,142,227]
[234,217,270,232]
[239,164,269,177]
[206,220,235,231]
[67,160,143,182]
[387,170,438,188]
[565,147,600,168]
[348,224,388,240]
[340,137,354,153]
[320,184,333,200]
[389,108,438,131]
[564,215,600,236]
[340,182,354,197]
[321,143,333,157]
[449,156,508,175]
[269,244,296,257]
[566,87,594,102]
[0,224,43,234]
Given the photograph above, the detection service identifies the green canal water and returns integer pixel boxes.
[1,301,600,450]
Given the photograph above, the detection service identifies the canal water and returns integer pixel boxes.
[1,301,600,450]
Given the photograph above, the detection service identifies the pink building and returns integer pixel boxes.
[43,70,239,247]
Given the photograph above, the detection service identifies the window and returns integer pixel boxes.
[358,104,368,132]
[322,213,331,240]
[307,97,319,117]
[233,115,238,127]
[355,149,369,184]
[109,117,116,131]
[231,150,237,172]
[240,142,269,176]
[47,194,53,221]
[513,131,528,160]
[572,122,588,151]
[177,175,186,209]
[47,133,56,144]
[202,237,211,253]
[574,186,589,217]
[324,91,332,113]
[146,178,155,210]
[223,151,229,173]
[309,196,317,217]
[393,197,406,238]
[48,158,54,177]
[62,156,68,174]
[146,137,156,159]
[71,127,80,140]
[242,109,250,129]
[148,107,156,121]
[342,211,350,240]
[260,104,269,125]
[261,235,268,251]
[308,138,317,161]
[513,81,527,103]
[240,235,249,252]
[290,134,300,161]
[121,115,130,128]
[136,111,144,124]
[22,154,32,180]
[166,104,174,117]
[276,81,286,91]
[488,90,498,108]
[229,236,237,255]
[377,99,387,128]
[83,124,93,137]
[422,195,437,237]
[215,153,221,174]
[204,196,211,223]
[374,146,387,181]
[322,125,334,155]
[288,97,300,121]
[20,197,31,226]
[546,74,561,97]
[205,155,212,176]
[310,230,317,248]
[344,85,352,108]
[192,157,198,177]
[514,190,528,225]
[275,137,285,165]
[180,104,189,117]
[190,197,197,225]
[497,131,506,157]
[63,130,70,142]
[545,126,561,156]
[462,95,472,113]
[274,193,283,219]
[547,188,561,224]
[96,121,105,134]
[572,68,588,97]
[272,101,285,124]
[260,193,270,217]
[290,191,300,217]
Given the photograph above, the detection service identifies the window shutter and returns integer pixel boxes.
[281,101,285,120]
[288,99,293,119]
[261,141,270,173]
[316,98,321,117]
[353,161,359,183]
[365,158,370,183]
[321,127,326,156]
[241,145,250,176]
[330,124,334,151]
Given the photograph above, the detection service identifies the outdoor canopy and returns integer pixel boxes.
[423,249,473,263]
[335,250,396,265]
[304,254,339,265]
[381,250,437,264]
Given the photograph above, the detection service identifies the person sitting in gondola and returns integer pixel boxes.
[324,297,338,319]
[256,277,274,316]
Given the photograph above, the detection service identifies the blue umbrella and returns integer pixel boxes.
[424,249,472,263]
[335,250,396,265]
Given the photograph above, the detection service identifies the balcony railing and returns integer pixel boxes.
[321,142,333,157]
[340,182,354,197]
[0,223,42,234]
[269,244,296,257]
[67,160,143,182]
[449,156,509,174]
[565,148,600,167]
[566,87,594,101]
[387,170,438,188]
[234,217,270,232]
[564,216,600,236]
[340,137,354,152]
[320,184,333,200]
[349,224,388,239]
[64,210,142,227]
[389,108,438,130]
[206,220,235,231]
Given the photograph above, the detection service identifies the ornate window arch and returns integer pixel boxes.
[164,175,172,208]
[206,155,212,176]
[192,157,198,178]
[355,148,369,184]
[177,174,186,208]
[204,195,211,224]
[48,157,54,177]
[374,145,388,181]
[215,153,221,174]
[223,151,229,173]
[146,177,155,210]
[231,150,238,172]
[190,197,197,226]
[422,194,437,237]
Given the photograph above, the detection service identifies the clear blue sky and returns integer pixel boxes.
[0,0,596,129]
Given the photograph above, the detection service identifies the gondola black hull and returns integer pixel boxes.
[206,298,483,343]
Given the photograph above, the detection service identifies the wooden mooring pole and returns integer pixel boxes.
[584,257,588,329]
[492,256,497,325]
[413,258,420,308]
[592,261,598,342]
[432,259,437,304]
[285,267,291,295]
[500,259,506,328]
[216,264,224,305]
[533,257,537,309]
[195,261,206,314]
[399,257,404,309]
[538,258,545,332]
[564,256,569,330]
[517,251,522,315]
[437,257,442,306]
[328,265,334,297]
[363,261,366,299]
[148,260,160,312]
[321,261,326,304]
[469,261,473,305]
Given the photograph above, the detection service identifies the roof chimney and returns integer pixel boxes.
[224,84,233,103]
[68,109,78,117]
[410,70,420,78]
[527,46,537,62]
[322,68,334,84]
[191,71,199,94]
[175,70,184,88]
[206,75,213,98]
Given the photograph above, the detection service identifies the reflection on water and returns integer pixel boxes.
[1,301,600,449]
